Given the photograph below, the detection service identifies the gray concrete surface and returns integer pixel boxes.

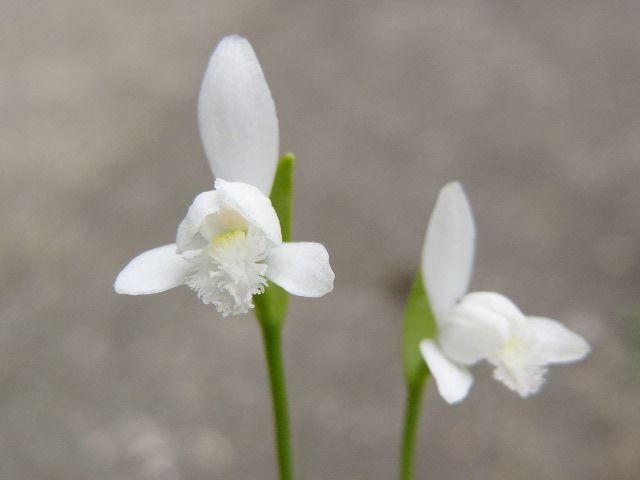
[2,1,640,478]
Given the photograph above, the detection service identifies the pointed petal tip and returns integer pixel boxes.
[220,33,248,43]
[113,279,126,295]
[214,34,254,58]
[438,181,472,216]
[441,180,464,195]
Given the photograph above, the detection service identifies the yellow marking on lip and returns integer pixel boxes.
[209,229,246,251]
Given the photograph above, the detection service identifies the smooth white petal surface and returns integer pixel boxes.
[198,35,279,195]
[528,316,591,364]
[461,292,528,330]
[176,191,220,253]
[215,179,282,244]
[115,244,193,295]
[420,340,473,404]
[266,242,334,297]
[439,293,512,365]
[421,182,476,325]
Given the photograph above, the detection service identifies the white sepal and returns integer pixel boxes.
[115,244,193,295]
[527,316,591,364]
[266,242,335,297]
[198,35,279,195]
[421,182,475,325]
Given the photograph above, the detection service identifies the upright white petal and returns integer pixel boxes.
[266,242,334,297]
[198,35,279,195]
[420,340,473,404]
[421,182,476,325]
[115,244,193,295]
[215,179,282,245]
[528,316,591,364]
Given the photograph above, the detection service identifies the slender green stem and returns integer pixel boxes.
[400,374,427,480]
[260,321,294,480]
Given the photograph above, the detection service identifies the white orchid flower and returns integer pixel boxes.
[418,182,590,403]
[114,35,334,316]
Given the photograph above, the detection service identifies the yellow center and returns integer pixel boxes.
[209,229,246,252]
[500,336,520,355]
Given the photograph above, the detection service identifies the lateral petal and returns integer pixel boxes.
[419,340,473,404]
[266,242,334,297]
[114,244,193,295]
[198,35,279,195]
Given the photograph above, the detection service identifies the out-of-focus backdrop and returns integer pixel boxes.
[2,1,639,479]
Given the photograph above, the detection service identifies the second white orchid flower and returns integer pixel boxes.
[419,182,590,403]
[114,35,334,316]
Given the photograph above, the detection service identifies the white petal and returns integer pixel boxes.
[198,35,279,195]
[439,292,513,365]
[176,191,220,253]
[114,244,193,295]
[421,182,476,325]
[215,179,282,245]
[420,340,473,404]
[461,292,528,328]
[266,242,334,297]
[528,316,591,364]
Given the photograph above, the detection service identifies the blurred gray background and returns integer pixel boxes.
[2,1,640,479]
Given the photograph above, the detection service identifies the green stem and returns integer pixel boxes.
[400,374,427,480]
[260,321,294,480]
